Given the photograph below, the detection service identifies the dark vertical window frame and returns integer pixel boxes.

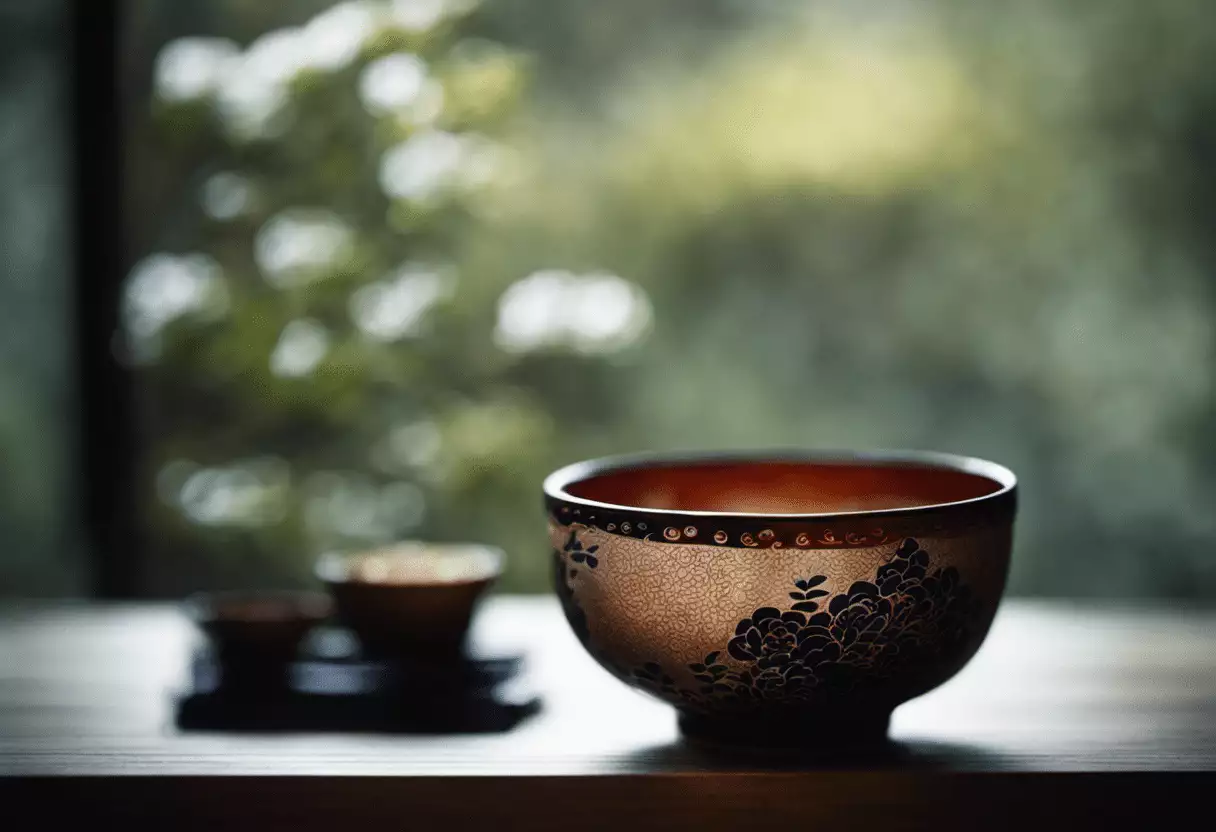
[71,0,140,598]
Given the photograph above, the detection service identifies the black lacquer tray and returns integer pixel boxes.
[175,629,540,734]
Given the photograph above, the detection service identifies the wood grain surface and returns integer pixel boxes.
[1,598,1213,827]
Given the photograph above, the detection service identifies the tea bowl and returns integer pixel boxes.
[317,542,504,662]
[544,450,1017,748]
[187,590,332,689]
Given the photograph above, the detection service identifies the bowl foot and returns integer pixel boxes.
[678,709,892,753]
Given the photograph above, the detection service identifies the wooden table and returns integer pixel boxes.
[2,598,1213,828]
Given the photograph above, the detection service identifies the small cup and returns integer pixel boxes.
[187,590,332,689]
[317,542,504,662]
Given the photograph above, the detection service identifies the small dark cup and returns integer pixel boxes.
[187,590,332,690]
[317,543,504,663]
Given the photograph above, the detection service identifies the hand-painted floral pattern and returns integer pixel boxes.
[562,529,600,569]
[624,538,973,710]
[552,546,591,648]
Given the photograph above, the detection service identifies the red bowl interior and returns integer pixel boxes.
[562,458,1006,515]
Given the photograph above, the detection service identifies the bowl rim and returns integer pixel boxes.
[184,589,333,625]
[543,448,1016,522]
[314,541,506,586]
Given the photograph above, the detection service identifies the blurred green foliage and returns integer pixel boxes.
[125,0,1216,598]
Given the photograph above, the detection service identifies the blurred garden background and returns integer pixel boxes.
[4,0,1216,598]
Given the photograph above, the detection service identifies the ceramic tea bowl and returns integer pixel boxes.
[318,542,504,662]
[544,450,1017,748]
[187,590,332,689]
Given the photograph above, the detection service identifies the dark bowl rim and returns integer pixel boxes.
[543,448,1016,523]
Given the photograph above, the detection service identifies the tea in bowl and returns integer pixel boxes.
[544,450,1016,748]
[317,542,504,662]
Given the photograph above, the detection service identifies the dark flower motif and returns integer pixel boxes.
[687,651,732,695]
[727,607,809,664]
[632,661,683,699]
[788,574,829,612]
[563,529,600,568]
[624,538,974,710]
[553,548,590,648]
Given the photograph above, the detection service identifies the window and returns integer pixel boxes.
[73,1,1216,597]
[0,1,82,595]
